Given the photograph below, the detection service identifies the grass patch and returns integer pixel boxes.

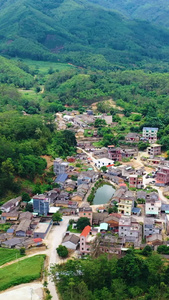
[67,225,81,233]
[0,254,46,291]
[0,248,22,266]
[0,223,11,233]
[15,59,75,74]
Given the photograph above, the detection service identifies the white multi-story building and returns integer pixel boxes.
[142,127,158,143]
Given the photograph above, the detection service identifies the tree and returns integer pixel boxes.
[56,245,68,258]
[52,212,62,224]
[94,118,106,128]
[20,247,25,255]
[76,217,90,231]
[22,192,30,202]
[26,203,33,212]
[100,166,108,172]
[142,245,152,256]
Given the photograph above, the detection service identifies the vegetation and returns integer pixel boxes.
[0,254,45,291]
[0,248,22,266]
[56,245,68,258]
[51,252,169,300]
[1,1,169,70]
[52,212,62,224]
[76,217,90,231]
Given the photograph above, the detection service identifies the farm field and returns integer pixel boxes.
[0,249,22,266]
[13,58,75,74]
[0,255,46,291]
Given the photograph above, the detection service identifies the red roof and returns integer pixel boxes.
[33,238,42,243]
[80,225,91,237]
[119,183,127,187]
[106,164,114,167]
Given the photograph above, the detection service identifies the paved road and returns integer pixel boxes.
[77,147,98,172]
[45,216,78,300]
[0,216,75,300]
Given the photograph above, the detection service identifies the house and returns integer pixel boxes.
[142,127,158,143]
[95,158,114,169]
[65,180,76,191]
[1,212,19,222]
[1,196,22,213]
[144,218,162,237]
[132,207,141,216]
[161,204,169,214]
[156,166,169,186]
[103,115,112,125]
[166,215,169,234]
[55,173,68,184]
[137,191,147,201]
[79,205,92,225]
[145,193,161,216]
[33,195,49,216]
[129,175,143,189]
[19,211,32,221]
[71,193,84,202]
[147,144,161,157]
[119,216,142,246]
[77,183,89,194]
[53,158,69,175]
[33,221,52,239]
[117,191,135,216]
[111,188,125,203]
[146,234,163,246]
[76,129,84,138]
[108,146,122,161]
[62,234,80,250]
[15,219,31,237]
[125,133,140,143]
[99,235,125,256]
[92,212,108,225]
[1,238,24,248]
[104,213,121,232]
[80,225,92,254]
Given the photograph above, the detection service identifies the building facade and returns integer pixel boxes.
[142,127,158,143]
[147,144,161,157]
[53,158,69,175]
[33,195,49,216]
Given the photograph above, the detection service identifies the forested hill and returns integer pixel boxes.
[1,0,169,70]
[89,0,169,28]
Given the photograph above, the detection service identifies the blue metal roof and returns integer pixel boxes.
[132,207,141,213]
[143,127,158,130]
[7,228,14,233]
[55,173,68,183]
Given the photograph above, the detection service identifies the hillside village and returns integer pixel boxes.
[1,108,169,258]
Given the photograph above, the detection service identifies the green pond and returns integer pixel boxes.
[93,184,115,205]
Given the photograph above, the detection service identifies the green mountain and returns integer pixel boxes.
[1,0,169,69]
[89,0,169,28]
[0,56,34,87]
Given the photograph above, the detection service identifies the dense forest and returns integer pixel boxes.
[51,251,169,300]
[1,0,169,70]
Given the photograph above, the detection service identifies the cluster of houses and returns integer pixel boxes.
[0,198,53,249]
[61,200,168,256]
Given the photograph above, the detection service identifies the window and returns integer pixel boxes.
[84,213,86,215]
[82,248,84,250]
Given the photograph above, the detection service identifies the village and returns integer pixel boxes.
[1,107,169,259]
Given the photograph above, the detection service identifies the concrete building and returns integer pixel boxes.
[117,192,135,216]
[33,195,49,216]
[144,218,162,237]
[33,221,52,239]
[129,175,143,189]
[145,198,161,216]
[119,216,142,245]
[147,144,161,157]
[156,166,169,185]
[80,225,92,254]
[166,214,169,234]
[53,158,69,175]
[142,127,158,143]
[125,132,140,143]
[108,146,122,161]
[79,205,92,225]
[95,157,114,169]
[62,234,80,250]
